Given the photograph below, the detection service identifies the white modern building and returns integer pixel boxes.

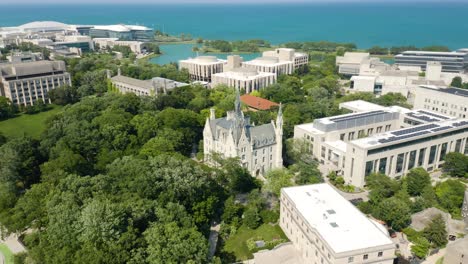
[242,48,308,76]
[336,52,371,75]
[179,56,226,82]
[395,50,468,73]
[413,85,468,119]
[108,69,188,96]
[0,60,71,106]
[203,90,283,177]
[93,38,149,54]
[89,24,153,42]
[280,183,395,264]
[294,100,468,187]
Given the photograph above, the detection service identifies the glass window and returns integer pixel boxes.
[465,138,468,154]
[363,254,368,260]
[378,158,387,174]
[418,148,426,167]
[455,139,462,153]
[429,145,437,165]
[340,133,345,140]
[408,150,416,170]
[439,143,448,161]
[396,153,404,173]
[365,161,374,176]
[378,252,383,257]
[348,257,354,263]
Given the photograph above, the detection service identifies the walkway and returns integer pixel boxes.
[208,220,221,259]
[422,248,446,264]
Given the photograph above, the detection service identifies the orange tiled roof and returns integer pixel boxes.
[240,94,279,111]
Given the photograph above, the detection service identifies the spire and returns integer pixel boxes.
[276,102,283,128]
[234,87,242,117]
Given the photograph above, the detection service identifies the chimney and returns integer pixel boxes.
[210,108,216,120]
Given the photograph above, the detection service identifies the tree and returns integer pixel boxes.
[243,206,261,229]
[406,168,431,196]
[264,169,293,197]
[451,76,463,88]
[49,85,79,105]
[221,196,243,224]
[0,96,17,120]
[366,173,400,203]
[435,179,465,217]
[411,237,430,259]
[423,214,447,248]
[443,152,468,178]
[144,222,208,264]
[373,197,411,230]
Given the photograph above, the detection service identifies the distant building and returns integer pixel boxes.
[395,50,468,73]
[280,184,395,264]
[108,70,188,96]
[240,94,279,111]
[0,60,71,106]
[203,90,283,177]
[413,85,468,118]
[93,38,150,54]
[242,48,308,76]
[89,24,153,42]
[336,52,371,75]
[6,52,43,63]
[179,56,226,82]
[212,67,276,92]
[294,101,468,187]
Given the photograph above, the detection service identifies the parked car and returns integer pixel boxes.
[388,229,397,238]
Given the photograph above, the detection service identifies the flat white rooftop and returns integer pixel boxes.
[282,184,394,253]
[339,100,386,113]
[352,119,468,149]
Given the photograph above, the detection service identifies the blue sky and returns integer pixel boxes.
[1,0,466,3]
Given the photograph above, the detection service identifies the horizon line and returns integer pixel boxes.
[1,0,468,4]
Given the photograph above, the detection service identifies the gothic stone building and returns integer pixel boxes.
[203,92,283,177]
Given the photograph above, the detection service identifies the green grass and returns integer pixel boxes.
[435,257,444,264]
[224,224,288,261]
[0,244,14,264]
[0,105,63,139]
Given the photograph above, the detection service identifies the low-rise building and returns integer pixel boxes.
[240,94,279,111]
[6,52,43,63]
[211,67,276,92]
[109,70,188,96]
[262,48,309,69]
[93,38,150,54]
[336,52,371,75]
[203,90,283,177]
[294,101,468,187]
[395,50,468,73]
[413,85,468,119]
[179,56,226,82]
[242,48,308,76]
[0,60,71,106]
[89,24,153,42]
[280,183,395,264]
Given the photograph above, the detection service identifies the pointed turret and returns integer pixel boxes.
[276,102,283,130]
[274,102,283,169]
[234,87,242,118]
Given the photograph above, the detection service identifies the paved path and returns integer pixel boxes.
[0,251,4,264]
[422,248,446,264]
[208,221,221,259]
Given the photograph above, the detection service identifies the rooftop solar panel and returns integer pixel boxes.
[391,124,439,136]
[431,126,453,133]
[452,121,468,127]
[418,110,450,120]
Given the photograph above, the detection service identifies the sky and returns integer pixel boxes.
[1,0,466,4]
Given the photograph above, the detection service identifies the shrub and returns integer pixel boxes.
[260,209,279,224]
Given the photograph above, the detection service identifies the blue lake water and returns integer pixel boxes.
[1,3,468,49]
[150,44,260,65]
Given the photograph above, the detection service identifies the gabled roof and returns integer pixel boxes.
[240,94,279,111]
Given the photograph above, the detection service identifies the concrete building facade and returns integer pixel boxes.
[179,56,226,82]
[395,50,468,73]
[242,48,308,76]
[109,70,188,96]
[203,90,283,177]
[280,184,395,264]
[294,101,468,187]
[413,85,468,119]
[93,38,149,54]
[0,60,71,106]
[211,67,276,92]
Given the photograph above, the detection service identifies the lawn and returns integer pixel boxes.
[0,105,63,139]
[223,224,288,261]
[0,244,14,264]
